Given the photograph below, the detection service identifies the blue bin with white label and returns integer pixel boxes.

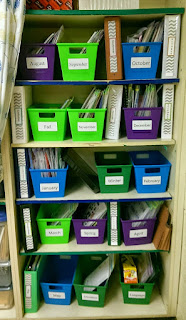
[40,255,78,305]
[122,42,162,80]
[130,151,171,193]
[29,167,68,198]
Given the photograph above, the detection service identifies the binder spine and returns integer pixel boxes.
[108,21,118,74]
[11,90,25,143]
[17,149,29,198]
[161,84,175,140]
[25,273,32,310]
[108,202,121,246]
[23,208,34,251]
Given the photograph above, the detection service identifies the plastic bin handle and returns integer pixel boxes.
[130,284,144,290]
[39,112,56,118]
[131,221,147,228]
[49,285,64,290]
[83,286,98,292]
[78,112,95,118]
[106,168,122,173]
[47,221,62,226]
[145,168,160,173]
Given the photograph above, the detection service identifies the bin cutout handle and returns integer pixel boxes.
[131,221,146,228]
[82,221,98,227]
[78,112,95,118]
[107,168,122,173]
[145,168,160,173]
[130,284,144,289]
[47,221,62,226]
[134,110,151,117]
[49,285,64,290]
[39,112,55,118]
[69,47,87,54]
[104,153,117,160]
[136,153,149,159]
[133,45,151,53]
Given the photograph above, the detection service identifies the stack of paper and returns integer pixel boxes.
[125,201,163,221]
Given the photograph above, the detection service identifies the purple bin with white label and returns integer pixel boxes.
[123,107,162,139]
[72,218,107,244]
[121,218,156,245]
[18,44,56,80]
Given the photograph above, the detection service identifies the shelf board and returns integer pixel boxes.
[15,79,180,86]
[16,180,172,204]
[0,306,16,319]
[23,273,167,320]
[26,8,184,16]
[11,137,175,148]
[20,236,167,255]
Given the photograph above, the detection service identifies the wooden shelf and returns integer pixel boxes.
[0,306,16,319]
[15,79,180,86]
[11,137,175,148]
[23,270,167,320]
[16,180,172,204]
[20,237,167,255]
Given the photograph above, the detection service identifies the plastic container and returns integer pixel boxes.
[68,108,106,141]
[95,152,132,193]
[121,218,156,245]
[57,43,99,81]
[73,255,108,307]
[19,44,56,80]
[0,261,11,287]
[123,107,163,139]
[29,167,68,198]
[130,151,171,193]
[0,285,14,309]
[122,42,162,80]
[120,281,155,304]
[36,204,72,244]
[40,255,78,305]
[0,207,9,262]
[28,104,68,141]
[72,218,107,244]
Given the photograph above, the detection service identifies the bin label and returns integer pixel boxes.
[110,38,116,56]
[48,292,65,299]
[131,57,151,69]
[164,103,172,121]
[68,58,89,70]
[81,229,99,237]
[82,293,99,301]
[132,120,152,131]
[40,183,59,192]
[26,285,31,298]
[25,221,32,237]
[78,122,97,132]
[142,176,161,185]
[46,229,63,237]
[168,36,175,56]
[26,57,48,69]
[130,229,147,238]
[38,122,58,132]
[105,176,124,185]
[15,108,22,125]
[128,291,146,299]
[19,166,26,181]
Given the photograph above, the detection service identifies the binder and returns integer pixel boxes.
[19,204,40,253]
[107,202,121,246]
[24,256,46,313]
[162,15,181,78]
[10,86,32,144]
[161,84,175,140]
[14,148,33,199]
[105,85,123,140]
[104,17,123,80]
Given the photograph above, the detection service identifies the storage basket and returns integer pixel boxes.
[40,255,78,305]
[73,255,108,307]
[19,44,56,80]
[0,285,14,309]
[72,218,107,244]
[121,218,156,245]
[57,43,99,80]
[29,167,68,198]
[120,281,155,304]
[68,108,106,141]
[95,152,132,193]
[0,261,11,287]
[36,204,72,244]
[122,42,162,80]
[130,151,171,193]
[123,107,163,139]
[0,207,9,262]
[28,104,68,141]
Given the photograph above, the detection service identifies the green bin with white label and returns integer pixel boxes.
[36,204,72,244]
[95,152,132,193]
[120,281,155,304]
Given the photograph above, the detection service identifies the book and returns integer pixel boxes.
[19,204,40,253]
[14,148,33,199]
[104,17,123,80]
[107,202,121,246]
[24,256,46,313]
[162,15,181,78]
[10,86,32,144]
[161,84,175,140]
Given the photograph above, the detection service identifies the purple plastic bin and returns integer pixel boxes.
[72,218,107,244]
[123,107,162,139]
[121,218,156,246]
[18,44,56,80]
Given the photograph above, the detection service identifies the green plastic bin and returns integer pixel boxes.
[73,255,108,307]
[95,152,132,193]
[57,43,99,81]
[68,108,106,141]
[28,104,68,141]
[120,281,155,305]
[36,204,72,244]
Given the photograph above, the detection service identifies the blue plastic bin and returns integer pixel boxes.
[29,167,68,198]
[40,255,78,305]
[122,42,162,80]
[130,151,171,193]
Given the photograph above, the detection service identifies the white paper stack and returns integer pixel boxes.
[79,0,139,10]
